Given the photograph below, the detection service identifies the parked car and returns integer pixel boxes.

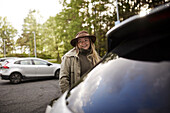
[46,3,170,113]
[0,57,60,83]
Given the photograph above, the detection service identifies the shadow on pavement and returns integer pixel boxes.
[0,77,57,85]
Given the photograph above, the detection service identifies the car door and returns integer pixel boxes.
[19,59,36,77]
[33,59,54,77]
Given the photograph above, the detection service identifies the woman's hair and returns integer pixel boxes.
[90,41,100,64]
[76,38,100,65]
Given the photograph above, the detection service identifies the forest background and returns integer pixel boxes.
[0,0,169,63]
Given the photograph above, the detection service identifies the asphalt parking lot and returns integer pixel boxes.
[0,78,62,113]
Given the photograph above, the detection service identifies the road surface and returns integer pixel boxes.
[0,78,62,113]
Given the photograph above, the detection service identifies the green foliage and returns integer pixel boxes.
[6,53,31,57]
[0,17,17,56]
[16,10,41,56]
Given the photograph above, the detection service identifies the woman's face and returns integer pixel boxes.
[77,37,90,50]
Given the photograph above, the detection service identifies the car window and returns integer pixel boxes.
[20,60,32,65]
[14,61,20,64]
[0,59,6,62]
[33,60,48,65]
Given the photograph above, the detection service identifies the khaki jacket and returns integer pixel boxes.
[59,48,95,93]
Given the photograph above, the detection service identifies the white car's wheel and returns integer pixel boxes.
[55,70,60,79]
[10,73,22,84]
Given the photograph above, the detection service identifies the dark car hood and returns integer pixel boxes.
[66,58,170,113]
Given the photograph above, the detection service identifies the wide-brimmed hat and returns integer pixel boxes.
[70,31,96,47]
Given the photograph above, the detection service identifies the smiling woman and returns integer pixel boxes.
[59,31,101,93]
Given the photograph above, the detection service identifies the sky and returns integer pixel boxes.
[0,0,63,33]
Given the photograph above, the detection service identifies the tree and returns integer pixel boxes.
[117,0,169,21]
[54,0,86,56]
[16,10,42,56]
[0,17,17,57]
[41,17,61,61]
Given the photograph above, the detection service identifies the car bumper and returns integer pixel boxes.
[1,75,10,80]
[48,91,72,113]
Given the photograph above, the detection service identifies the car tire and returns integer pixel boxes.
[54,70,60,79]
[10,73,22,84]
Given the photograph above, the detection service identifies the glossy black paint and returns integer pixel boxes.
[66,53,170,113]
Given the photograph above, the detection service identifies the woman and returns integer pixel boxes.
[59,31,101,93]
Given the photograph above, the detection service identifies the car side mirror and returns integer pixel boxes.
[47,63,52,66]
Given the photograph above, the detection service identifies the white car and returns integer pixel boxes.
[0,57,60,83]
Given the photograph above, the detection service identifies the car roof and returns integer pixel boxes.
[5,57,47,62]
[14,57,45,60]
[106,3,170,61]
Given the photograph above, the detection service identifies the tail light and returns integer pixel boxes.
[3,62,9,69]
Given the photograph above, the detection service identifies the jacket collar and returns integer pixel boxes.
[64,48,93,58]
[64,48,78,57]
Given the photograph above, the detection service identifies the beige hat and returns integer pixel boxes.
[70,31,96,47]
